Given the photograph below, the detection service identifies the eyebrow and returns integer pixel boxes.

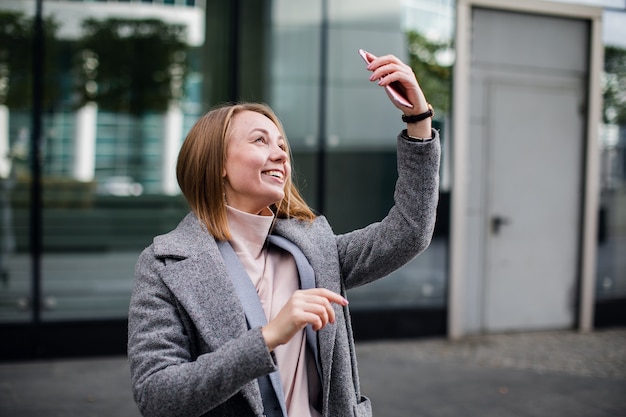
[250,128,284,141]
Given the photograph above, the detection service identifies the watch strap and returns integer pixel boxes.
[402,104,434,123]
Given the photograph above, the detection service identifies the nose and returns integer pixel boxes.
[271,143,288,162]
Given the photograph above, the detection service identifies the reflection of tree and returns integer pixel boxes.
[600,46,626,254]
[601,45,626,199]
[74,18,189,184]
[0,11,59,109]
[0,12,58,282]
[603,45,626,125]
[406,31,452,114]
[75,18,188,116]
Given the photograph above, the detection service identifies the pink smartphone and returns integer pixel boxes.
[358,49,413,108]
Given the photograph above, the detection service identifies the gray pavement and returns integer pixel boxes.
[0,328,625,417]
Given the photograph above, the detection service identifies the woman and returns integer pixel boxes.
[128,51,440,417]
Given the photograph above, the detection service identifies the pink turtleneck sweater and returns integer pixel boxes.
[226,206,321,417]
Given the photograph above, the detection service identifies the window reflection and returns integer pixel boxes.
[269,0,453,313]
[597,44,626,316]
[0,2,203,323]
[0,0,623,349]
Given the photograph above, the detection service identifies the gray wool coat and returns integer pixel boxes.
[128,131,440,417]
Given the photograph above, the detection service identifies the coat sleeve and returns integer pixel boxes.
[127,246,276,417]
[336,131,441,290]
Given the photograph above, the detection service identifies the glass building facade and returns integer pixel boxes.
[0,0,624,359]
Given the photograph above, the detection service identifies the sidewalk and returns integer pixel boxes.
[357,328,626,417]
[0,328,624,417]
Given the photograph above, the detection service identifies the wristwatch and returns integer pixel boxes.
[402,103,434,123]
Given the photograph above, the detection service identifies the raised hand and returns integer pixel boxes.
[361,50,433,138]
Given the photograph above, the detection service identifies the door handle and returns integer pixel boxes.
[491,215,510,235]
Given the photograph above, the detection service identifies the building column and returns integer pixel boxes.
[162,101,183,195]
[0,105,9,179]
[73,102,97,182]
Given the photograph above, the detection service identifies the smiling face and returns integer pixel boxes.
[223,110,291,215]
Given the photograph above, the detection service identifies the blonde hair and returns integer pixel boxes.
[176,102,316,241]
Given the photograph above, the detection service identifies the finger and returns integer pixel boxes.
[326,301,336,324]
[303,294,339,327]
[305,288,349,306]
[298,310,324,331]
[374,66,415,86]
[368,54,410,72]
[368,62,404,82]
[366,53,395,66]
[301,296,331,325]
[310,315,324,331]
[362,50,377,66]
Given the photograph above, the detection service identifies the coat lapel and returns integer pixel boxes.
[217,239,289,417]
[158,239,248,347]
[153,214,343,414]
[153,214,263,412]
[272,219,340,395]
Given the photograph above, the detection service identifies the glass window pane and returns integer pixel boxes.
[596,42,626,326]
[0,1,204,325]
[270,0,451,321]
[325,0,451,313]
[0,7,35,324]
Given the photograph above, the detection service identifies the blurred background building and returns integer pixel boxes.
[0,0,624,359]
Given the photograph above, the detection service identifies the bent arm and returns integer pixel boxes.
[337,131,440,289]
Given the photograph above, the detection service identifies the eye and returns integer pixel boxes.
[278,142,286,151]
[254,136,266,144]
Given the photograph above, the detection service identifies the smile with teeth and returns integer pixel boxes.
[263,170,284,180]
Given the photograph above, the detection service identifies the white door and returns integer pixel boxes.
[472,8,589,331]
